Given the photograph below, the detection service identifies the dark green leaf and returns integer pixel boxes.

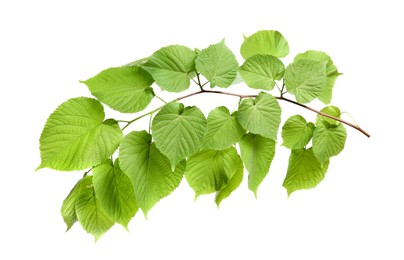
[152,102,207,167]
[239,54,285,90]
[312,122,347,163]
[316,105,342,125]
[81,66,154,113]
[240,30,289,59]
[284,59,327,103]
[185,147,240,198]
[119,131,184,216]
[61,176,93,231]
[294,50,341,104]
[92,159,138,229]
[282,115,315,149]
[38,97,123,171]
[202,106,245,150]
[283,148,329,196]
[75,176,115,241]
[239,133,276,196]
[142,45,196,92]
[215,154,244,207]
[195,40,238,88]
[236,92,281,140]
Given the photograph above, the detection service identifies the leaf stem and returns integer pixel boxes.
[83,168,92,178]
[155,95,167,104]
[122,106,164,131]
[196,73,204,91]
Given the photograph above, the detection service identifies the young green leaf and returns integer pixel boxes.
[152,102,207,167]
[81,66,154,113]
[61,176,93,231]
[142,45,196,92]
[281,115,315,149]
[316,105,342,125]
[75,176,115,241]
[284,59,327,103]
[119,131,184,216]
[240,30,289,59]
[38,97,123,171]
[185,147,240,198]
[92,159,138,229]
[294,50,341,104]
[202,106,245,150]
[236,92,281,141]
[239,54,285,90]
[283,148,329,196]
[312,122,347,163]
[195,40,238,88]
[239,133,276,196]
[215,154,244,207]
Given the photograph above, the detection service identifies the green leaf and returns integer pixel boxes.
[215,154,244,207]
[61,176,93,231]
[75,176,115,241]
[152,102,207,167]
[283,148,329,196]
[202,106,245,150]
[185,147,240,198]
[239,133,276,196]
[92,159,138,229]
[195,40,238,88]
[236,92,281,140]
[119,131,184,216]
[316,105,342,125]
[281,115,315,149]
[81,66,154,113]
[284,59,327,103]
[240,30,289,59]
[142,45,196,92]
[312,122,347,163]
[239,54,285,90]
[294,50,341,104]
[38,97,123,171]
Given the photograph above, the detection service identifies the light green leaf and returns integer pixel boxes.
[294,50,341,104]
[281,115,315,149]
[284,59,327,103]
[119,131,184,216]
[38,97,123,171]
[81,66,154,113]
[215,154,244,207]
[316,105,342,125]
[92,159,138,229]
[142,45,196,92]
[236,92,281,140]
[239,54,285,90]
[239,133,276,196]
[185,147,240,198]
[283,148,329,196]
[152,102,207,167]
[202,106,245,150]
[61,176,92,231]
[195,40,238,88]
[240,30,289,59]
[75,176,115,241]
[312,122,347,163]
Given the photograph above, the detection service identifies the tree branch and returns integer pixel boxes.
[176,89,370,138]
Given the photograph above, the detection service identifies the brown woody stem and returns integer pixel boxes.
[176,89,370,138]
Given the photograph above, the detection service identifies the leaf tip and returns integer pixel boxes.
[35,163,44,171]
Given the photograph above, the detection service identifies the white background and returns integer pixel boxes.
[1,0,403,259]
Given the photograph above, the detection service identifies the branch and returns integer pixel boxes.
[176,89,370,138]
[277,96,370,138]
